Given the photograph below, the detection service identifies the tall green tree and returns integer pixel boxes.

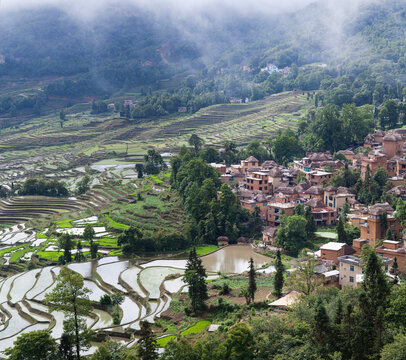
[59,332,74,360]
[248,258,257,303]
[379,100,398,129]
[76,175,91,195]
[341,202,350,221]
[136,164,145,178]
[352,246,390,360]
[183,248,208,313]
[274,215,308,255]
[337,218,347,244]
[83,224,94,243]
[311,104,343,152]
[341,103,374,145]
[304,206,316,239]
[189,134,204,154]
[144,149,166,175]
[271,134,304,165]
[58,233,74,264]
[310,300,333,355]
[137,321,158,360]
[45,267,93,360]
[273,250,284,298]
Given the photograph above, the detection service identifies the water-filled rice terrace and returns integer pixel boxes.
[0,256,215,354]
[0,245,274,353]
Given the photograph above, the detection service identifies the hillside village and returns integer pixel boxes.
[210,127,406,287]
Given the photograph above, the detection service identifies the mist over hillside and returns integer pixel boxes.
[0,0,401,83]
[0,0,404,122]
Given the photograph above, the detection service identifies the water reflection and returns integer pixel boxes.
[202,246,272,273]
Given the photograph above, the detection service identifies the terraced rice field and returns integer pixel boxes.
[123,91,309,151]
[0,246,273,352]
[0,91,310,168]
[0,196,84,224]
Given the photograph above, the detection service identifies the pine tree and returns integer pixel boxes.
[352,246,390,360]
[390,256,399,277]
[183,248,208,313]
[341,202,350,221]
[337,218,347,244]
[90,241,98,259]
[273,250,284,298]
[311,300,332,355]
[75,241,83,262]
[248,258,257,303]
[386,228,393,240]
[58,332,74,360]
[304,206,316,240]
[137,321,158,360]
[334,298,343,325]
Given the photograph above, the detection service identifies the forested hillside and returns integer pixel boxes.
[1,0,406,111]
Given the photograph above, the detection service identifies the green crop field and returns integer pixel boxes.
[104,214,130,230]
[195,245,219,256]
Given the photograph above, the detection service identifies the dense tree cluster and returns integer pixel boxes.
[118,226,190,255]
[274,204,315,255]
[16,178,69,197]
[171,144,263,244]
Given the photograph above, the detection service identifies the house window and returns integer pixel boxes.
[263,202,267,206]
[259,187,262,191]
[274,208,280,214]
[350,265,354,272]
[349,276,354,283]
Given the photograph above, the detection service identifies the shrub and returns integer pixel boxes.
[219,282,230,295]
[100,294,112,306]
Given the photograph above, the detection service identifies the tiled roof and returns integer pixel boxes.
[244,156,259,162]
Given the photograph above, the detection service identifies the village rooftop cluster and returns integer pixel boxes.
[210,128,406,288]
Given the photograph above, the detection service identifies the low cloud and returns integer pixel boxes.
[0,0,316,18]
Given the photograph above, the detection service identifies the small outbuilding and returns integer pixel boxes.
[269,291,302,310]
[217,236,230,246]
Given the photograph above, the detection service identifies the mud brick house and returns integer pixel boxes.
[320,242,355,264]
[241,156,259,172]
[262,226,278,244]
[268,202,295,226]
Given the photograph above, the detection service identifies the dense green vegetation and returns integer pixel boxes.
[15,178,69,197]
[171,144,262,244]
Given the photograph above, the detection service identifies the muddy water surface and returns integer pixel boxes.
[202,245,272,273]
